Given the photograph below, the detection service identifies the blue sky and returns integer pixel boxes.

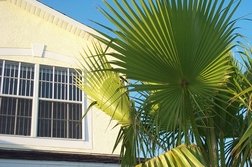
[39,0,252,43]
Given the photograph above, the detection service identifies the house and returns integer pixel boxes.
[0,0,120,166]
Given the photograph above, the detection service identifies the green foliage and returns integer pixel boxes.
[76,42,131,125]
[76,0,252,166]
[226,44,252,166]
[136,144,205,167]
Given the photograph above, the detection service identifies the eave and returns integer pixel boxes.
[0,149,120,164]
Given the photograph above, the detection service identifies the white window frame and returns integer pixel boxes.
[0,48,93,152]
[37,65,83,139]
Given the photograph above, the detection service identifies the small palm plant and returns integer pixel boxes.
[77,0,252,166]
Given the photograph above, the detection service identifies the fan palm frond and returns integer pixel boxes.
[135,144,205,167]
[76,41,131,125]
[92,0,240,135]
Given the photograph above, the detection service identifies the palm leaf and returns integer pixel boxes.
[231,123,252,166]
[135,144,205,167]
[76,41,131,125]
[76,42,154,167]
[94,0,240,134]
[83,0,242,166]
[227,44,252,166]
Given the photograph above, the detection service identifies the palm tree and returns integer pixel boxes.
[227,44,252,166]
[77,0,252,166]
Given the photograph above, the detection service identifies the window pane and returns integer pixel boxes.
[16,98,32,135]
[69,103,82,139]
[69,70,82,101]
[1,61,34,96]
[54,68,67,100]
[38,101,52,137]
[52,102,67,138]
[0,115,15,135]
[39,67,53,98]
[19,64,34,96]
[38,101,82,139]
[0,97,32,136]
[3,62,18,95]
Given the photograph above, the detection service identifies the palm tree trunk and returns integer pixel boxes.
[220,132,225,167]
[209,118,218,167]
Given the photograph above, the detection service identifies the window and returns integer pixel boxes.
[38,66,82,139]
[0,61,34,136]
[0,60,84,139]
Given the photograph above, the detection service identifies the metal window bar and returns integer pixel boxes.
[74,72,77,101]
[13,98,18,135]
[67,103,69,138]
[67,68,70,101]
[50,100,53,137]
[69,71,73,101]
[29,65,33,96]
[16,62,21,96]
[52,67,55,99]
[0,60,4,94]
[0,61,2,91]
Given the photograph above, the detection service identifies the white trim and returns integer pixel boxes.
[30,63,39,137]
[0,94,33,99]
[0,135,92,153]
[0,47,77,66]
[81,73,92,146]
[0,48,32,56]
[86,98,93,148]
[0,61,5,94]
[38,97,82,104]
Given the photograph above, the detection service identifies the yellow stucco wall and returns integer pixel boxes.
[1,1,83,57]
[0,1,120,155]
[0,1,97,67]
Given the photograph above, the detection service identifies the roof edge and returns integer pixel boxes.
[0,149,120,164]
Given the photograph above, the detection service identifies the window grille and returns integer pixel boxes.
[37,66,83,139]
[0,60,34,136]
